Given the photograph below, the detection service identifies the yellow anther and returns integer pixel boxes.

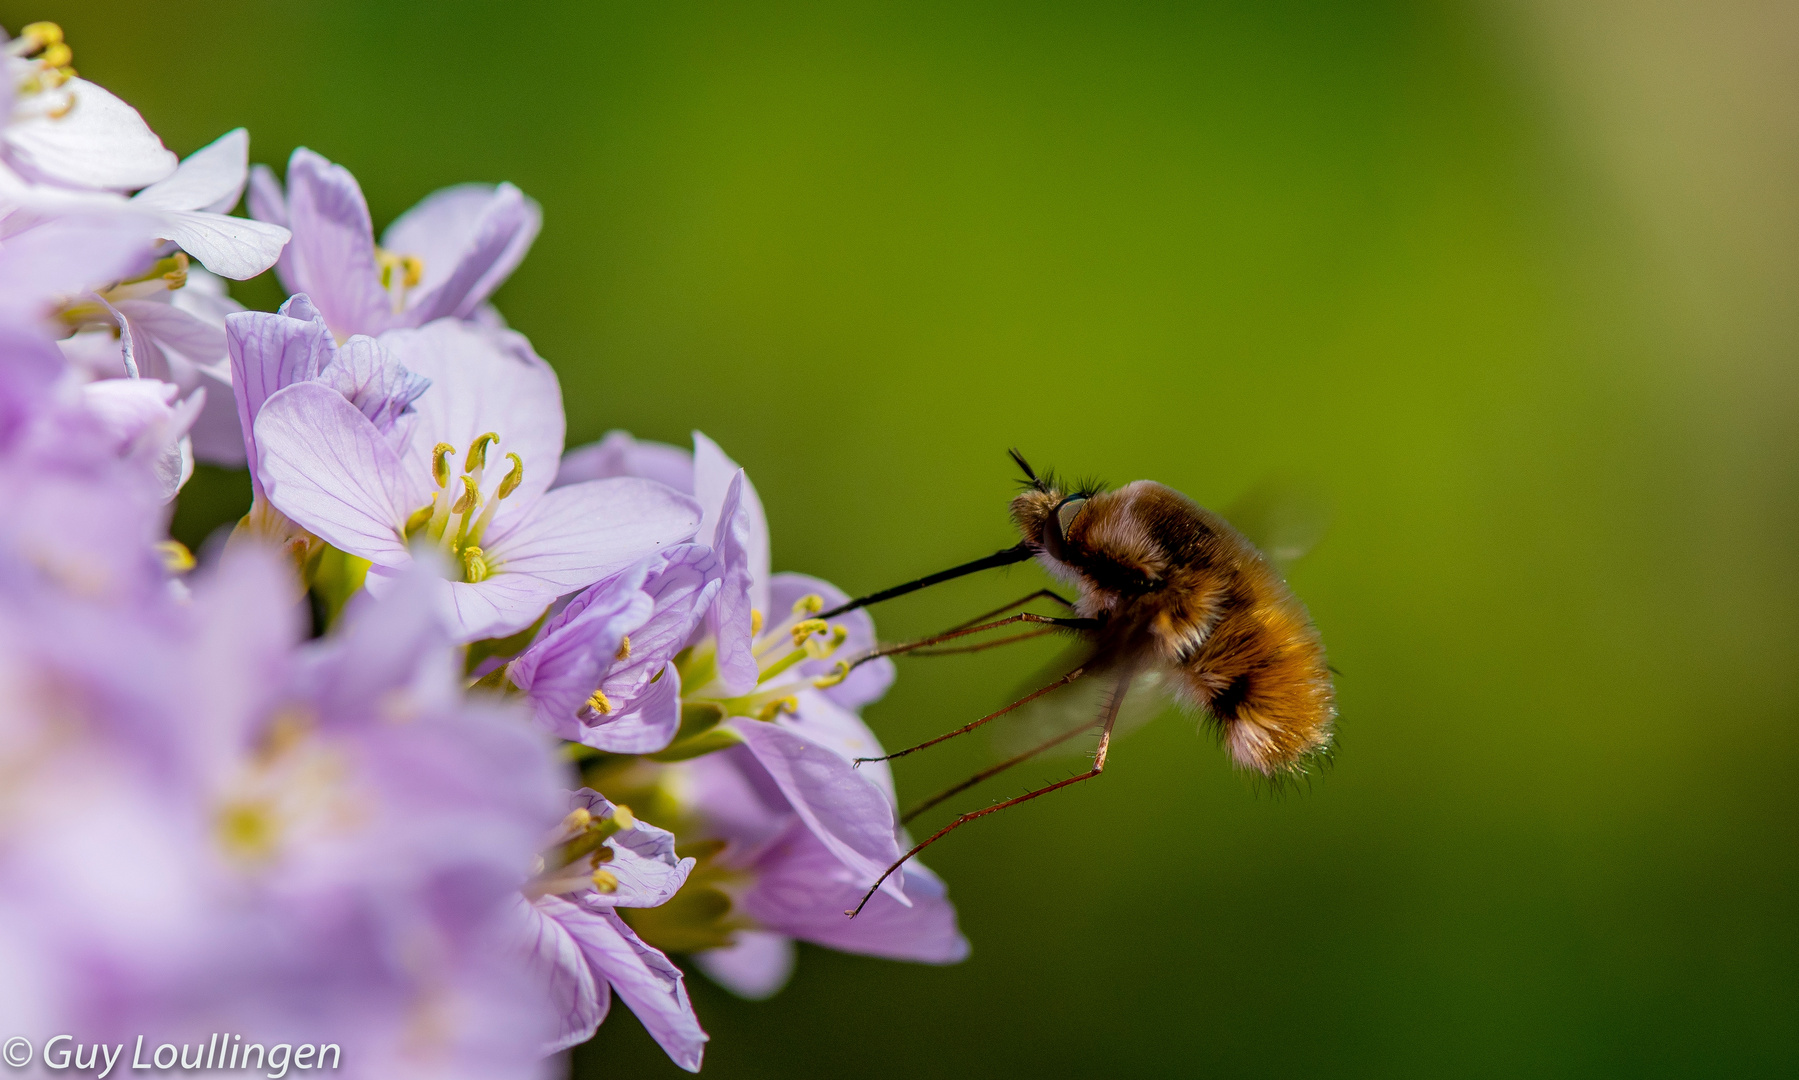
[611,805,637,830]
[792,593,824,616]
[593,844,614,863]
[46,95,74,120]
[154,540,195,573]
[586,689,613,715]
[560,807,593,834]
[465,432,499,473]
[216,801,278,860]
[20,23,64,48]
[400,254,424,289]
[451,475,479,515]
[789,618,828,646]
[803,624,849,660]
[496,453,525,499]
[160,252,188,290]
[616,635,632,661]
[591,868,619,893]
[431,443,455,487]
[404,503,434,536]
[40,42,70,68]
[812,660,851,689]
[461,545,489,583]
[750,609,764,635]
[756,696,799,721]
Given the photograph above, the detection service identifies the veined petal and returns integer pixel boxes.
[520,896,609,1055]
[384,319,563,511]
[253,382,414,564]
[386,182,542,323]
[511,561,657,736]
[564,905,707,1073]
[225,299,335,497]
[598,545,721,708]
[0,213,154,324]
[114,298,225,362]
[581,664,681,754]
[282,148,388,337]
[2,77,175,190]
[694,432,769,614]
[246,163,295,290]
[484,478,702,594]
[727,717,909,906]
[152,209,290,280]
[770,573,896,712]
[566,790,695,909]
[706,471,760,696]
[132,128,248,213]
[779,689,896,806]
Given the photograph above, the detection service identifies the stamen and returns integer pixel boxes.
[461,546,490,583]
[591,868,619,893]
[464,432,499,474]
[750,609,764,636]
[400,254,423,288]
[431,443,455,487]
[792,594,824,616]
[803,624,849,660]
[612,805,636,830]
[587,689,613,715]
[812,660,851,689]
[560,807,593,834]
[451,475,479,515]
[789,618,828,647]
[756,696,799,721]
[496,453,525,499]
[404,503,434,536]
[154,540,195,573]
[18,22,64,50]
[616,636,632,661]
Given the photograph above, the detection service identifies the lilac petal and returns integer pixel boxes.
[2,77,175,190]
[429,571,565,644]
[693,432,769,614]
[678,745,796,861]
[557,430,694,493]
[521,896,610,1054]
[253,382,414,564]
[691,932,796,1000]
[727,717,908,905]
[318,334,430,435]
[483,478,703,594]
[282,148,389,337]
[778,689,896,806]
[387,183,542,324]
[299,556,459,724]
[511,562,657,739]
[582,664,681,754]
[771,573,896,712]
[224,298,334,497]
[0,214,154,324]
[115,298,225,362]
[565,790,695,908]
[565,905,707,1073]
[131,128,249,214]
[384,320,564,512]
[151,209,290,280]
[738,823,968,964]
[598,545,721,710]
[246,163,295,289]
[185,364,246,466]
[704,471,760,696]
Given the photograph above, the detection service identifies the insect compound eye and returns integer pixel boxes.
[1054,497,1087,544]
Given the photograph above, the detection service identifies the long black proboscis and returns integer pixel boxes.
[817,543,1035,620]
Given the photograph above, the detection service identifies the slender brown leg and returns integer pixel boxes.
[847,612,1094,673]
[848,673,1130,917]
[900,712,1101,824]
[945,589,1075,632]
[853,666,1087,765]
[907,627,1057,657]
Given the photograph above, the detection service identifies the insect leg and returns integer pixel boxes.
[852,665,1087,765]
[847,672,1129,918]
[847,612,1097,673]
[945,589,1077,632]
[900,711,1101,824]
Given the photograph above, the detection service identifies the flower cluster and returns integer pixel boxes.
[0,22,964,1077]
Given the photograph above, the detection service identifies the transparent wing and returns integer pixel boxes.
[1219,475,1333,572]
[991,661,1178,761]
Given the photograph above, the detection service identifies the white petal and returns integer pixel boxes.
[131,128,248,212]
[484,478,703,592]
[154,209,290,279]
[2,78,175,190]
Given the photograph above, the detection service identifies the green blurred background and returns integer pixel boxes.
[27,0,1799,1075]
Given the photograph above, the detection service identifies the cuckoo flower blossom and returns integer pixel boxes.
[129,127,290,280]
[558,432,967,997]
[253,318,702,641]
[517,790,707,1070]
[249,147,540,339]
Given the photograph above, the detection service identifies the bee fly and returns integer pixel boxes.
[829,451,1336,916]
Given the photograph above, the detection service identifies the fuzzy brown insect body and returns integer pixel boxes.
[1010,478,1335,775]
